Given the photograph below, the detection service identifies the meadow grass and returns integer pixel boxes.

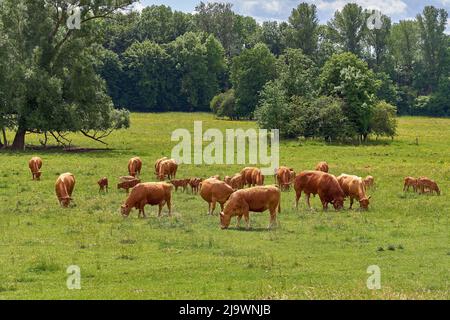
[0,113,449,300]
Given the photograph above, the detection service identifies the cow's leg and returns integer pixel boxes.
[269,208,277,229]
[306,194,312,210]
[219,202,225,212]
[166,198,172,216]
[349,197,354,209]
[236,215,242,228]
[210,200,217,215]
[243,211,250,230]
[158,203,163,217]
[295,191,301,209]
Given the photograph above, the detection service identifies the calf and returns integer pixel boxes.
[189,178,203,194]
[121,182,173,218]
[403,177,418,192]
[337,174,371,210]
[128,157,142,177]
[117,176,141,193]
[171,179,189,192]
[28,157,43,180]
[417,177,440,195]
[220,186,281,230]
[315,161,329,173]
[97,177,109,193]
[200,178,234,215]
[55,173,75,208]
[294,171,345,211]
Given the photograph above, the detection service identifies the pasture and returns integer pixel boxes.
[0,113,449,299]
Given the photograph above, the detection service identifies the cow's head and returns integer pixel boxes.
[220,212,231,229]
[59,197,72,208]
[121,204,131,217]
[35,171,42,180]
[332,198,344,211]
[359,196,371,210]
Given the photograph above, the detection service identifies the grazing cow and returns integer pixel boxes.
[230,174,244,191]
[117,176,141,193]
[403,177,418,192]
[224,176,232,186]
[315,161,329,173]
[158,159,178,181]
[55,173,75,208]
[189,178,203,194]
[363,176,375,189]
[417,177,440,195]
[240,167,258,188]
[128,157,142,177]
[121,182,173,218]
[171,179,189,192]
[220,186,281,230]
[276,167,292,191]
[199,178,234,215]
[28,157,43,180]
[337,174,371,210]
[251,168,265,186]
[97,177,108,193]
[294,171,345,211]
[154,157,168,176]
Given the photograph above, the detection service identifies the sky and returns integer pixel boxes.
[136,0,450,33]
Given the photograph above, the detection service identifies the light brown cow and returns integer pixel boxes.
[417,177,440,195]
[220,186,281,230]
[154,157,168,176]
[55,173,75,208]
[363,176,375,189]
[200,178,234,215]
[240,167,258,188]
[294,171,345,211]
[28,157,43,180]
[128,157,142,177]
[97,177,108,193]
[158,159,178,181]
[337,174,371,210]
[117,176,141,193]
[276,167,292,191]
[230,174,244,191]
[251,168,265,186]
[403,177,418,192]
[121,182,173,218]
[189,178,203,194]
[315,161,329,173]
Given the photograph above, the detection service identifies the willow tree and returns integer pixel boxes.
[0,0,135,150]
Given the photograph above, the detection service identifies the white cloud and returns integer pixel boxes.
[315,0,408,16]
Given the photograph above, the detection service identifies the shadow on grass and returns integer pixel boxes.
[225,226,274,233]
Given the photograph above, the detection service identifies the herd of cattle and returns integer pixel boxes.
[27,156,441,229]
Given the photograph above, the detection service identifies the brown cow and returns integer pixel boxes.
[189,178,203,194]
[294,171,345,211]
[200,178,234,215]
[171,179,189,192]
[224,176,232,186]
[276,167,292,191]
[121,182,173,218]
[403,177,418,192]
[55,173,75,208]
[210,175,221,180]
[337,174,371,210]
[251,168,265,186]
[158,159,178,181]
[28,157,43,180]
[315,161,329,173]
[128,157,142,177]
[363,176,375,189]
[230,174,244,191]
[154,157,168,175]
[220,186,281,230]
[97,177,108,193]
[240,167,258,188]
[417,177,440,195]
[117,176,141,193]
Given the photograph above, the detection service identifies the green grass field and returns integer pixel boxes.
[0,113,449,300]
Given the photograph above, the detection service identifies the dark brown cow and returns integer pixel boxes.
[121,182,173,218]
[28,157,43,180]
[55,173,75,208]
[117,176,141,193]
[97,177,109,193]
[171,179,190,192]
[189,178,203,194]
[128,157,142,177]
[417,177,441,195]
[220,186,281,230]
[200,178,234,215]
[315,161,329,173]
[403,177,418,192]
[294,171,345,211]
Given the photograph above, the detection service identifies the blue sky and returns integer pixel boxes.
[136,0,450,32]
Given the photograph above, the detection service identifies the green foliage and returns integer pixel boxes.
[370,101,398,138]
[230,43,277,119]
[286,3,319,56]
[210,89,237,119]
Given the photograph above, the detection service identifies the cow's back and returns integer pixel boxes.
[240,186,280,212]
[295,171,324,195]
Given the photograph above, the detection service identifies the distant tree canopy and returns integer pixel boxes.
[1,1,450,148]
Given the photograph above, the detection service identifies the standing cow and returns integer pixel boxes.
[337,174,371,210]
[158,159,178,181]
[154,157,168,176]
[121,182,173,218]
[240,167,258,188]
[128,157,142,178]
[294,171,345,211]
[417,177,440,195]
[276,167,292,191]
[315,161,329,173]
[55,173,75,208]
[97,177,109,193]
[28,157,43,180]
[403,177,418,192]
[200,178,234,215]
[220,186,281,230]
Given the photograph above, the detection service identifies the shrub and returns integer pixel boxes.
[370,101,398,139]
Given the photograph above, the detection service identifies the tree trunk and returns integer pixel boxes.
[1,127,7,148]
[11,128,26,150]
